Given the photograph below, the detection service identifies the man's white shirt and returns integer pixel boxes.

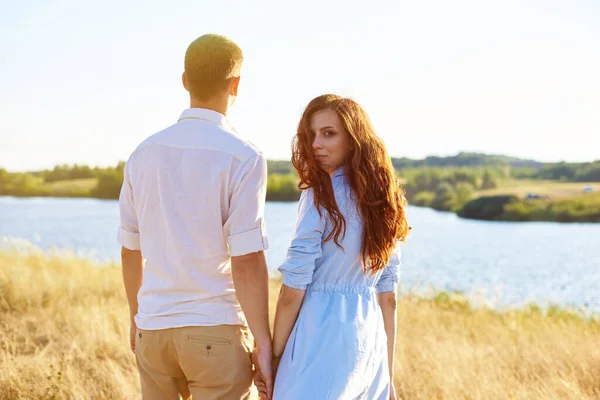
[118,108,269,330]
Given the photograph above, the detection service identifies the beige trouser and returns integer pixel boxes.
[135,325,256,400]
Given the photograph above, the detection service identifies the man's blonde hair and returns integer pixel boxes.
[184,34,243,101]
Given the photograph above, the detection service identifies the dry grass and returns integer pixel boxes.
[0,250,137,399]
[1,250,599,399]
[394,294,600,399]
[476,180,597,199]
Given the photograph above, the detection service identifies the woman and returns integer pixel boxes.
[269,94,410,399]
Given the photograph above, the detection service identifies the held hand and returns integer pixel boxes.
[252,346,273,400]
[253,366,267,400]
[271,357,281,378]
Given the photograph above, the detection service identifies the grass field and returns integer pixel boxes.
[1,249,599,399]
[476,179,597,199]
[42,178,97,197]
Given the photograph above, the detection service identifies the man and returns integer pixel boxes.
[118,34,273,400]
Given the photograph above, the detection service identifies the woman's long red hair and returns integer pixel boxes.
[292,94,410,274]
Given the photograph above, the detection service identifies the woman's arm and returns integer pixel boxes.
[378,291,398,386]
[272,285,306,360]
[273,189,326,370]
[376,247,401,397]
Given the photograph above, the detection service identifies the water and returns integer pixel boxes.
[1,196,599,311]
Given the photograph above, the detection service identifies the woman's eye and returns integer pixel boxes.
[324,131,334,136]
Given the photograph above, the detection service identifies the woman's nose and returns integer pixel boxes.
[312,136,323,149]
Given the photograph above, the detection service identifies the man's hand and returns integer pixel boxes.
[252,345,273,400]
[129,320,137,353]
[121,247,143,354]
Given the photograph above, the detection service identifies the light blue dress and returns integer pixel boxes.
[273,168,401,400]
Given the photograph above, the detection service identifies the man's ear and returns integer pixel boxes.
[182,71,189,92]
[230,76,240,97]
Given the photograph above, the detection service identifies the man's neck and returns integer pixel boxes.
[189,97,229,116]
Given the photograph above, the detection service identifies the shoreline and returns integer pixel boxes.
[3,193,599,223]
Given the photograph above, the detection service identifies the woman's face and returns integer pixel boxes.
[309,108,352,175]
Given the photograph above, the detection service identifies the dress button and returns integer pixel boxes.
[139,333,142,338]
[206,345,212,350]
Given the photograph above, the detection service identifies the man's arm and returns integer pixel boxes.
[121,246,143,352]
[231,250,273,399]
[117,159,144,352]
[231,251,271,347]
[224,152,272,397]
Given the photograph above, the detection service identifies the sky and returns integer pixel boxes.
[1,0,599,171]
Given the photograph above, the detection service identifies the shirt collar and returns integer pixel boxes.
[177,108,231,128]
[331,167,346,178]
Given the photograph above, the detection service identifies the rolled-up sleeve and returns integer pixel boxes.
[277,189,326,290]
[117,162,141,251]
[223,153,269,257]
[376,245,401,294]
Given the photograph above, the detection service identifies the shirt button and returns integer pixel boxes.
[206,345,212,350]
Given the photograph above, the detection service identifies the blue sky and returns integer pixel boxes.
[1,0,599,171]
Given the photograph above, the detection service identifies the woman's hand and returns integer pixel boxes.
[272,357,281,378]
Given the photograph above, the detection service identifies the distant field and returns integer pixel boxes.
[37,177,599,202]
[43,178,97,196]
[476,180,597,199]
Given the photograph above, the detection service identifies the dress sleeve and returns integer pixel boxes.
[376,244,401,294]
[277,189,326,290]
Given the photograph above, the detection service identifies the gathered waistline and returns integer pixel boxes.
[306,283,377,295]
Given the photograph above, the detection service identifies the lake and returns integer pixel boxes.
[1,196,599,312]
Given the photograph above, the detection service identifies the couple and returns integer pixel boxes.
[118,34,410,400]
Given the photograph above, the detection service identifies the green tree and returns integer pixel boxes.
[481,171,497,190]
[7,173,46,196]
[451,171,478,187]
[0,168,8,185]
[266,174,300,201]
[458,195,518,220]
[455,182,475,207]
[431,182,457,211]
[412,191,435,207]
[91,163,125,199]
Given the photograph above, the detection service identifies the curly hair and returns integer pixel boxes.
[292,94,410,274]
